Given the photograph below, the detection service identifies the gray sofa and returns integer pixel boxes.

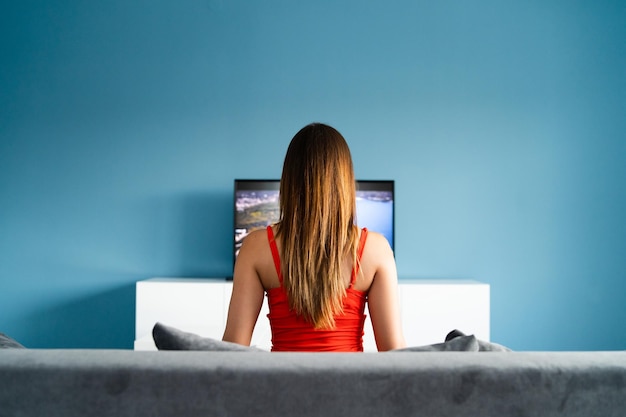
[1,328,625,417]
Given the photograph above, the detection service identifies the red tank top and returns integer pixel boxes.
[266,226,368,352]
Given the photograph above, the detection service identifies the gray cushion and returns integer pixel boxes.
[393,330,512,352]
[152,322,266,352]
[0,332,25,349]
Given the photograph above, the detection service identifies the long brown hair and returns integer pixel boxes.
[275,123,359,329]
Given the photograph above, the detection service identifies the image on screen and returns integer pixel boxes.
[234,180,394,262]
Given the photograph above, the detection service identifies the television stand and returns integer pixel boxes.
[135,277,490,351]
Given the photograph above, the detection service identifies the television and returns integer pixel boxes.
[234,179,394,263]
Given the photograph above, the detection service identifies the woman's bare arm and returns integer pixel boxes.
[365,235,406,351]
[222,233,266,346]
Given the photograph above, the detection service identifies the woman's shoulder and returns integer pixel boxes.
[241,228,269,248]
[362,229,392,251]
[360,229,394,267]
[236,227,274,273]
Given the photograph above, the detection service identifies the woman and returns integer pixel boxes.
[223,123,405,351]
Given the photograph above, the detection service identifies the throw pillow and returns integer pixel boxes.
[152,322,266,352]
[393,329,512,352]
[393,334,481,352]
[0,332,26,349]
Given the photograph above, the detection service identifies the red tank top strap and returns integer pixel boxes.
[267,226,284,284]
[349,228,368,288]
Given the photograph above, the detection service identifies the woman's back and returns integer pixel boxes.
[266,226,368,351]
[226,223,403,351]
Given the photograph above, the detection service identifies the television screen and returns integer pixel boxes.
[234,179,394,263]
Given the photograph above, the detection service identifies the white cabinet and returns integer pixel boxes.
[134,278,269,350]
[135,278,489,351]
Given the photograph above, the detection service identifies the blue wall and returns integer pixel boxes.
[1,1,624,350]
